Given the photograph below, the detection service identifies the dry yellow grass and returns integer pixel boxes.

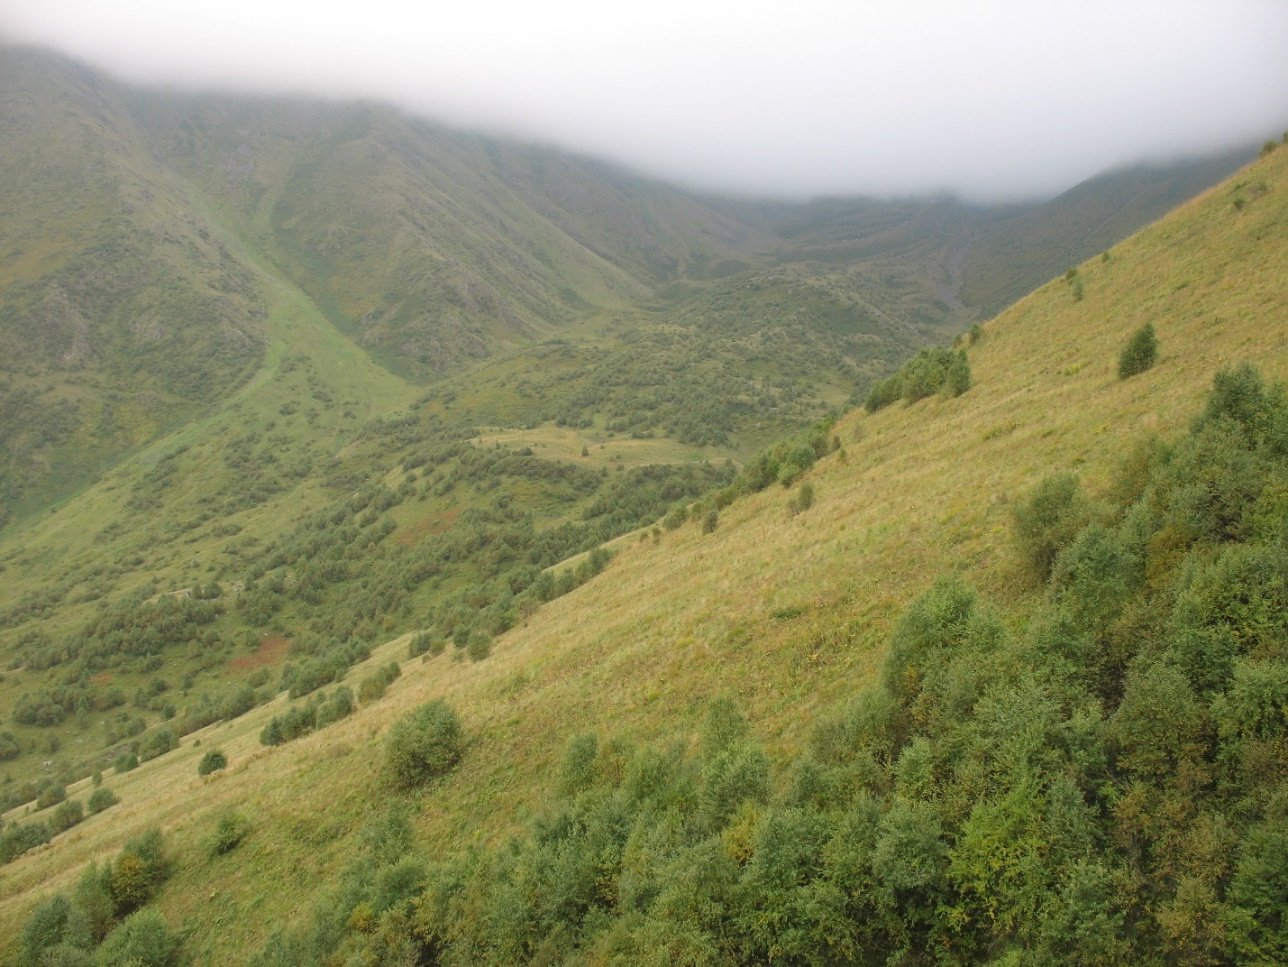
[1,147,1285,962]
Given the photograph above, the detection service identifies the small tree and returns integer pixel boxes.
[384,700,463,789]
[1118,322,1158,378]
[88,787,120,814]
[197,749,228,776]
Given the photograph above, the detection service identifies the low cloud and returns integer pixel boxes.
[4,0,1287,200]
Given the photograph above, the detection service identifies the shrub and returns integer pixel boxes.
[1118,322,1158,379]
[110,829,167,914]
[50,799,84,835]
[36,784,66,810]
[701,510,719,533]
[139,727,177,762]
[942,350,972,397]
[789,481,815,516]
[88,787,120,815]
[384,700,463,788]
[0,820,52,863]
[115,752,139,773]
[209,811,251,856]
[0,730,19,760]
[95,909,178,967]
[197,749,228,776]
[1012,473,1090,583]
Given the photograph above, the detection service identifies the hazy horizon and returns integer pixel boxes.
[3,1,1287,202]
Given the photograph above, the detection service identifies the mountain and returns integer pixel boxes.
[0,68,1283,961]
[0,46,1251,533]
[958,146,1257,315]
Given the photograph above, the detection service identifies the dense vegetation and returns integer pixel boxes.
[243,367,1287,964]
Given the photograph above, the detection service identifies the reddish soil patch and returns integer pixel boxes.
[394,509,461,546]
[229,635,292,671]
[90,672,113,686]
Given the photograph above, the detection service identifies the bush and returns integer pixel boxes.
[1012,473,1091,583]
[110,829,167,914]
[384,700,463,788]
[701,510,719,533]
[50,799,84,835]
[36,784,66,810]
[209,811,251,856]
[95,909,178,967]
[139,727,177,762]
[197,749,228,776]
[0,730,19,760]
[88,787,120,815]
[1118,322,1158,379]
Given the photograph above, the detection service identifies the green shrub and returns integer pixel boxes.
[50,799,84,835]
[94,909,178,967]
[1012,473,1090,583]
[209,811,251,856]
[87,787,120,815]
[701,510,719,533]
[36,784,66,810]
[197,749,228,776]
[942,350,972,398]
[789,481,815,516]
[384,700,463,788]
[0,821,53,864]
[110,829,167,914]
[138,727,177,762]
[1118,322,1158,378]
[0,730,19,760]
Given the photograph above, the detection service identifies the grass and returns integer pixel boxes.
[1,133,1283,960]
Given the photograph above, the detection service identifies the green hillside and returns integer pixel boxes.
[0,75,1283,963]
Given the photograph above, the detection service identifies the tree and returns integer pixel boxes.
[1118,323,1158,379]
[384,700,463,788]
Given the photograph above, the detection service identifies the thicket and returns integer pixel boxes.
[260,686,355,747]
[254,365,1288,965]
[15,828,175,966]
[865,346,971,413]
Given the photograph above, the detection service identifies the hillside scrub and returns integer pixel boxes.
[865,346,972,412]
[248,367,1288,965]
[16,829,175,966]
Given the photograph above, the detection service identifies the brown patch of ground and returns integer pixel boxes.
[229,635,291,671]
[394,508,461,546]
[89,672,113,686]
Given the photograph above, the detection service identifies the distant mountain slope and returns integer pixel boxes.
[958,146,1255,314]
[0,49,270,521]
[131,93,765,378]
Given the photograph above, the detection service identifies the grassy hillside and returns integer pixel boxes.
[1,124,1283,962]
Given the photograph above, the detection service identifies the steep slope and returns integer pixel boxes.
[0,49,270,522]
[131,92,766,379]
[1,124,1283,960]
[958,146,1255,315]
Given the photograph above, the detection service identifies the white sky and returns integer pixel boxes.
[3,0,1287,200]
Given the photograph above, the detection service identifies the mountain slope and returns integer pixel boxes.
[1,121,1283,960]
[958,146,1255,315]
[0,49,271,522]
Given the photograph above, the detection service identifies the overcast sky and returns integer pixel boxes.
[3,0,1287,200]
